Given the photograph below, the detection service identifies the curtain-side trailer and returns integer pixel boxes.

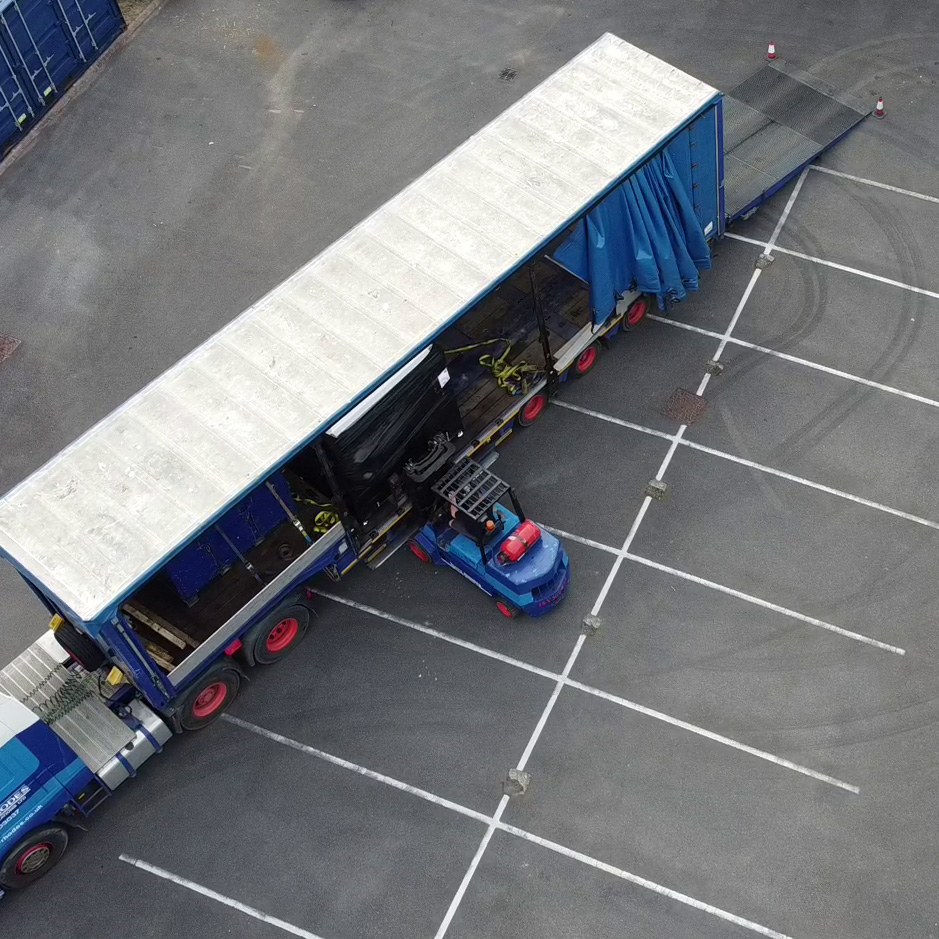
[0,33,870,892]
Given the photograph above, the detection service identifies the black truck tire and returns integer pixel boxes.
[177,665,241,731]
[51,620,105,672]
[245,604,311,666]
[0,825,69,889]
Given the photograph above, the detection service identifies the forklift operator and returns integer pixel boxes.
[448,492,496,543]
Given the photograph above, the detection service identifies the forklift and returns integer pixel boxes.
[404,436,570,617]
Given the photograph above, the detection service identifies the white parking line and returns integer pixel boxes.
[646,314,939,413]
[561,676,858,792]
[221,714,492,824]
[726,232,939,302]
[433,795,507,939]
[314,590,861,790]
[543,520,905,655]
[554,398,939,533]
[312,590,559,682]
[624,552,905,655]
[539,524,620,555]
[767,170,810,249]
[811,164,939,206]
[222,718,795,939]
[497,823,794,939]
[683,438,939,532]
[119,854,327,939]
[541,523,905,655]
[432,165,810,939]
[691,171,807,399]
[434,634,585,939]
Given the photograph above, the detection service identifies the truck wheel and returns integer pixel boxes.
[496,599,520,619]
[622,296,649,330]
[409,541,431,563]
[51,619,105,672]
[248,605,311,665]
[178,666,240,731]
[516,393,547,427]
[0,825,69,889]
[572,342,601,377]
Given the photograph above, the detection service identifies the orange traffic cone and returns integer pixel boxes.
[874,96,886,119]
[767,41,777,60]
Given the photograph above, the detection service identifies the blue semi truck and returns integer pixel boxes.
[0,34,870,891]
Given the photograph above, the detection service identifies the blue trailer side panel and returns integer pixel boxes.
[165,471,297,605]
[552,99,722,317]
[664,101,722,241]
[0,0,123,161]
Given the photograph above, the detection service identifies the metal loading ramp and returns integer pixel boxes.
[723,59,872,221]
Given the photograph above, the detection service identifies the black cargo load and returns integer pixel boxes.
[323,345,463,525]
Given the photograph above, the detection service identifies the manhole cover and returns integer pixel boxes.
[662,387,708,423]
[499,67,517,81]
[0,335,20,365]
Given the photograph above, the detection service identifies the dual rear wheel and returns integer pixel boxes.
[177,602,312,732]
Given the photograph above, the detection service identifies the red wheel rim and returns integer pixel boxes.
[410,542,430,563]
[266,617,300,653]
[192,681,228,718]
[626,297,649,326]
[497,601,515,618]
[16,843,53,875]
[521,394,546,423]
[576,346,598,373]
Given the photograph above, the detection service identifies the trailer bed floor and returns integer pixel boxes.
[723,59,871,221]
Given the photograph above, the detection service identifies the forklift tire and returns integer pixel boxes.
[51,619,106,672]
[496,599,520,619]
[247,604,311,666]
[0,825,69,889]
[178,665,241,731]
[516,392,548,428]
[572,342,601,378]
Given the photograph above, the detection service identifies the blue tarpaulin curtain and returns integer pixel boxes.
[553,150,712,320]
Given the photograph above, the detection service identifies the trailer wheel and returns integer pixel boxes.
[409,541,431,563]
[178,666,240,731]
[516,392,548,427]
[51,619,106,672]
[0,825,69,889]
[496,599,520,619]
[622,296,649,330]
[249,604,311,665]
[572,342,601,378]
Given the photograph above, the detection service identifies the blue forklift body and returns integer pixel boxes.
[413,506,570,617]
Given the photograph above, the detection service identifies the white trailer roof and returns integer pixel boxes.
[0,33,718,622]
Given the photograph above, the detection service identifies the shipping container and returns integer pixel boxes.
[0,0,124,161]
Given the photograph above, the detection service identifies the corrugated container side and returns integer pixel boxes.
[0,0,124,161]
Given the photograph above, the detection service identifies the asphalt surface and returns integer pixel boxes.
[3,1,939,938]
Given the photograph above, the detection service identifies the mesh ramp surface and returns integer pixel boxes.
[724,59,871,221]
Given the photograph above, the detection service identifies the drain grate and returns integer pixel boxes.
[499,67,517,82]
[0,335,20,365]
[662,387,708,424]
